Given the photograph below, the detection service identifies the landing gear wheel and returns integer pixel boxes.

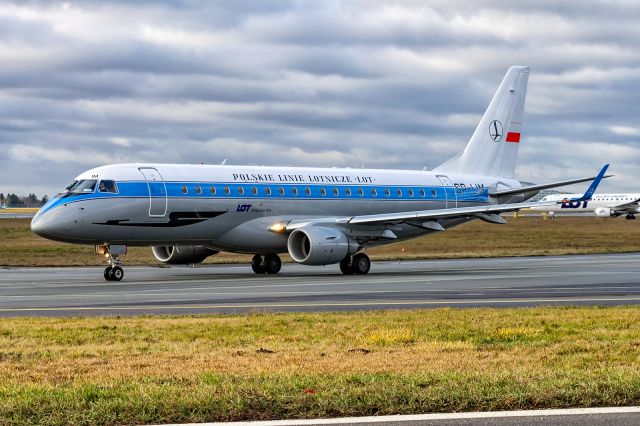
[265,254,282,274]
[340,256,354,275]
[626,214,636,220]
[251,254,267,274]
[352,253,371,275]
[110,266,124,281]
[100,244,126,281]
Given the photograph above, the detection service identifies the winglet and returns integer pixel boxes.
[569,164,609,202]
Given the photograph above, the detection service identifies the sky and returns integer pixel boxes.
[1,0,639,197]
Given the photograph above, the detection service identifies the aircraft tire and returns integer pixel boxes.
[339,256,354,275]
[352,253,371,275]
[104,266,113,281]
[251,254,267,274]
[265,254,281,274]
[111,266,124,281]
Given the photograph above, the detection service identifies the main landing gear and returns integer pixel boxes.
[251,254,282,274]
[97,244,127,282]
[340,253,371,275]
[626,214,636,220]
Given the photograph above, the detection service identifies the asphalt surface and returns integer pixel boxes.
[0,213,35,219]
[172,407,640,425]
[2,253,640,316]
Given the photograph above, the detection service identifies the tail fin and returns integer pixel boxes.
[435,66,529,179]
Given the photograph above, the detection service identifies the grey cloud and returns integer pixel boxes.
[1,1,639,196]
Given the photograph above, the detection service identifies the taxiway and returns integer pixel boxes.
[1,253,640,316]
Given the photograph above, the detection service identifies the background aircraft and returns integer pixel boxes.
[31,66,607,281]
[532,193,639,219]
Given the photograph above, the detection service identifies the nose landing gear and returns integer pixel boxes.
[104,265,124,281]
[97,244,127,281]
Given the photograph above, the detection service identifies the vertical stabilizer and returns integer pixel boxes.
[435,66,529,178]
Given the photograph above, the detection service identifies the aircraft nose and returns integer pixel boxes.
[31,212,63,240]
[31,213,47,238]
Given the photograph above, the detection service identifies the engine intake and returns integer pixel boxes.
[151,246,218,264]
[287,227,357,266]
[595,207,616,217]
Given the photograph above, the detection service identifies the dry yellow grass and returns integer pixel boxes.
[0,207,39,214]
[1,308,639,424]
[2,216,639,266]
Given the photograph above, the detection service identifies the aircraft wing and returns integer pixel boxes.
[282,165,607,232]
[347,200,550,226]
[607,198,640,214]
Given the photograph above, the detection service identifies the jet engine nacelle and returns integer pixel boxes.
[595,207,616,218]
[151,245,218,264]
[287,226,357,266]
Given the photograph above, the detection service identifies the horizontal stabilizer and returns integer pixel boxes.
[489,168,612,198]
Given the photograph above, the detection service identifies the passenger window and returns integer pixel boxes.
[320,188,327,196]
[195,185,202,195]
[210,186,216,195]
[265,187,272,196]
[345,188,352,196]
[278,187,285,196]
[358,187,364,197]
[98,180,118,193]
[384,188,391,197]
[305,187,311,196]
[291,187,299,196]
[408,189,414,198]
[224,186,230,195]
[238,187,245,195]
[181,185,188,194]
[371,188,378,197]
[333,187,339,196]
[420,189,426,197]
[251,186,258,195]
[431,189,437,198]
[396,188,402,197]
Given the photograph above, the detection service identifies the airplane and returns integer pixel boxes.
[531,193,639,219]
[31,66,610,281]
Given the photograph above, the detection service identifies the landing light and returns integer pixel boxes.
[269,223,286,233]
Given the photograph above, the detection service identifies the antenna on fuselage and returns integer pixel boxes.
[221,158,228,165]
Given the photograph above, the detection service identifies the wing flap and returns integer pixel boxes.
[348,200,553,225]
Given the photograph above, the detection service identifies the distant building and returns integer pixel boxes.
[529,189,563,202]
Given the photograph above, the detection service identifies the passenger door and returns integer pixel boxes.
[436,175,458,209]
[139,167,167,217]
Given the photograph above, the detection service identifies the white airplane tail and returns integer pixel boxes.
[435,66,529,179]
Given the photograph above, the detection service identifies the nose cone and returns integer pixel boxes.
[31,211,67,241]
[31,211,52,239]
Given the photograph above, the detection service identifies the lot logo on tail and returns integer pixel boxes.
[489,120,503,142]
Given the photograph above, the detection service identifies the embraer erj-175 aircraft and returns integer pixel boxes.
[532,193,639,219]
[31,66,609,281]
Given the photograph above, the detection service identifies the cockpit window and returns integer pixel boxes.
[98,180,118,193]
[65,180,97,193]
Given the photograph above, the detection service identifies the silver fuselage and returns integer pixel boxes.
[31,163,521,253]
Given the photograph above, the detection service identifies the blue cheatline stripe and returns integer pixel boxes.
[39,181,490,214]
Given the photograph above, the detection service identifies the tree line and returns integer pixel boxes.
[0,193,49,208]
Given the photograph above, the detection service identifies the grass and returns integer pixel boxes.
[0,307,639,424]
[0,208,39,214]
[2,216,640,266]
